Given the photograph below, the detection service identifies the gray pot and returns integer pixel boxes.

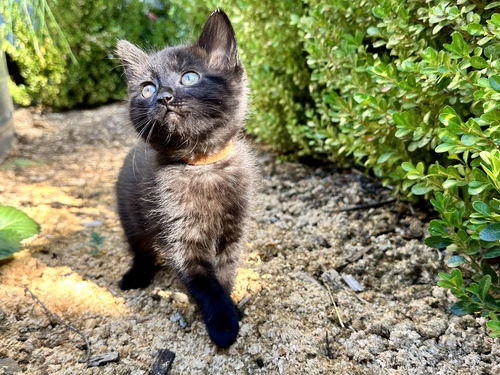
[0,51,14,163]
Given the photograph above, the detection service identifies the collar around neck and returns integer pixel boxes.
[182,140,234,165]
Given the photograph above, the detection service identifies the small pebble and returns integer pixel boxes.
[341,274,365,292]
[169,312,187,329]
[83,220,104,227]
[87,352,119,367]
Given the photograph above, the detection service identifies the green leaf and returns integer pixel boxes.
[447,255,467,267]
[488,13,500,28]
[480,223,500,242]
[0,229,22,260]
[439,106,462,127]
[468,181,488,195]
[470,56,488,69]
[486,2,500,10]
[489,75,500,92]
[479,275,492,301]
[372,5,388,19]
[450,301,480,316]
[401,161,414,172]
[411,183,433,195]
[472,201,491,215]
[443,179,464,189]
[377,152,394,164]
[466,23,484,36]
[461,134,481,146]
[486,320,500,338]
[451,269,463,285]
[444,32,469,57]
[0,205,40,240]
[483,247,500,259]
[425,236,452,249]
[435,143,455,153]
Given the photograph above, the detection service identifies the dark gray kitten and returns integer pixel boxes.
[115,10,255,348]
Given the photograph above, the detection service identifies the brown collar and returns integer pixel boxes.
[183,140,234,165]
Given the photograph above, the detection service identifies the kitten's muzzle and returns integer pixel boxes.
[157,91,174,106]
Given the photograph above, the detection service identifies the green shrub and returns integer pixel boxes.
[2,0,191,108]
[195,0,311,153]
[296,0,499,336]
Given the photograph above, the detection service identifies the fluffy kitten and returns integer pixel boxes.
[115,10,255,348]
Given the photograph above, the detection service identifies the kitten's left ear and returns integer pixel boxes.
[197,9,239,69]
[116,40,148,80]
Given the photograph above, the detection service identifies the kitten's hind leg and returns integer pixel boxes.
[119,238,157,290]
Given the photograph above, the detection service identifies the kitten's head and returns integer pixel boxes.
[117,10,246,157]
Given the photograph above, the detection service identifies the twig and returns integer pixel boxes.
[24,287,91,363]
[327,198,397,213]
[325,331,334,359]
[324,283,345,328]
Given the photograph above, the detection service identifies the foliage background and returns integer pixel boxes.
[3,0,500,336]
[1,0,203,108]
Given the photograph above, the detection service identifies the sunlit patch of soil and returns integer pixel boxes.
[0,250,128,319]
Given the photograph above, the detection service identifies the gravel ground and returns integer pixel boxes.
[0,104,498,375]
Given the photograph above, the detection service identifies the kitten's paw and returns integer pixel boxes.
[118,267,153,290]
[204,302,240,348]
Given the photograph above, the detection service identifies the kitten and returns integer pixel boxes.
[115,10,255,348]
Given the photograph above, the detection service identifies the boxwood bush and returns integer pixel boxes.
[296,0,500,336]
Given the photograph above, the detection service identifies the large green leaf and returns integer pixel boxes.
[0,229,22,260]
[480,223,500,242]
[0,205,40,240]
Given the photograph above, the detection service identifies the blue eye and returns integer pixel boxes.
[141,84,156,98]
[181,71,200,86]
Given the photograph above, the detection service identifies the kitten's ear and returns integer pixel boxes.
[197,10,239,69]
[116,40,148,79]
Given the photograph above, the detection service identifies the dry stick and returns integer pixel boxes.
[325,331,334,360]
[328,198,397,213]
[24,287,91,363]
[324,283,345,328]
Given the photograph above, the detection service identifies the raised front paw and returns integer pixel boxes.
[204,301,240,348]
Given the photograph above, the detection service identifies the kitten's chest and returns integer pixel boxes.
[153,162,249,219]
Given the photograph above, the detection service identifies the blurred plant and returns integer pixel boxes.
[0,204,40,260]
[0,157,45,169]
[1,0,75,61]
[2,0,192,108]
[87,231,104,257]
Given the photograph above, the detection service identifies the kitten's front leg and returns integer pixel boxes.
[215,241,242,293]
[171,240,240,348]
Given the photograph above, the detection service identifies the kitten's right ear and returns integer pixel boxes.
[116,40,148,79]
[197,9,239,69]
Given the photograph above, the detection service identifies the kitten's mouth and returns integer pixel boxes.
[163,103,184,116]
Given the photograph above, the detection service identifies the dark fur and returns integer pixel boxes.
[115,10,255,348]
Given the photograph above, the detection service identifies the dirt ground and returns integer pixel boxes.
[0,104,498,375]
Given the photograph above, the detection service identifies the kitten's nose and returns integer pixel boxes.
[157,91,174,105]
